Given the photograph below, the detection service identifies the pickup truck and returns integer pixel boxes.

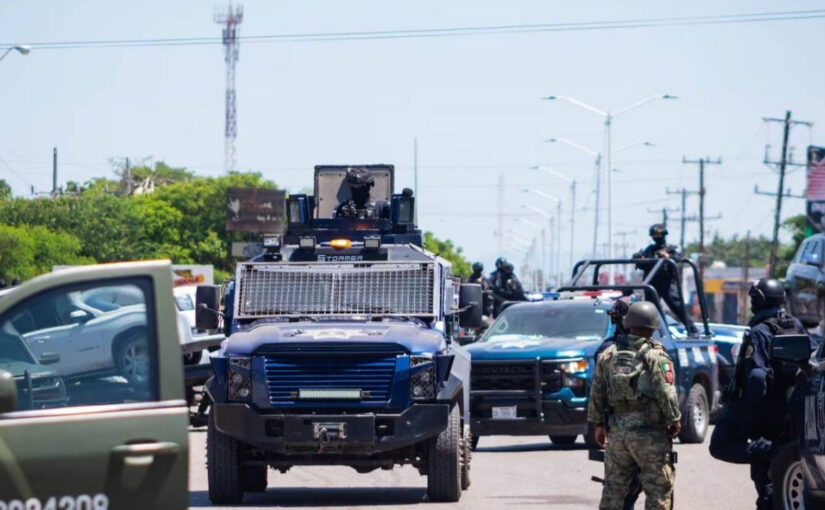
[465,258,720,448]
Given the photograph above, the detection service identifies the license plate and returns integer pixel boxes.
[492,406,518,419]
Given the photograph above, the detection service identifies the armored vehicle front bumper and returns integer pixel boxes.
[469,359,589,437]
[213,402,449,454]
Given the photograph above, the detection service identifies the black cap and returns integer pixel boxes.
[749,278,785,310]
[495,257,508,268]
[650,223,668,237]
[346,167,375,188]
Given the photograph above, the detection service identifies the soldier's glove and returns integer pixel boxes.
[666,421,682,439]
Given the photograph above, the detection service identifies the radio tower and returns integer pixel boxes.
[215,3,243,173]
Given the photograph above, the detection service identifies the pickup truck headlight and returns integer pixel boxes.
[228,356,252,401]
[410,355,436,400]
[559,358,588,396]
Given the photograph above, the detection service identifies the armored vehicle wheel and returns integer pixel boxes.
[772,443,806,510]
[427,405,462,502]
[207,411,244,504]
[549,435,577,446]
[470,434,480,451]
[461,431,472,490]
[678,383,709,444]
[242,465,268,492]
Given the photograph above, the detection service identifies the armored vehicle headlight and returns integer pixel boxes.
[263,233,281,249]
[364,236,381,249]
[410,355,436,400]
[330,238,353,250]
[228,356,252,402]
[299,236,316,249]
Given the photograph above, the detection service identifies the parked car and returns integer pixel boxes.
[785,233,825,327]
[173,285,224,365]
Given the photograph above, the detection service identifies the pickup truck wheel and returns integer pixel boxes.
[678,383,709,444]
[470,435,480,451]
[207,411,244,504]
[242,466,268,492]
[427,405,462,502]
[115,330,150,385]
[772,442,805,510]
[549,435,577,446]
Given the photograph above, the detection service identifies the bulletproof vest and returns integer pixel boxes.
[607,338,655,408]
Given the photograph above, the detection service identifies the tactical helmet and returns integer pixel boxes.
[495,257,508,269]
[345,167,375,188]
[749,278,785,310]
[502,262,514,273]
[607,298,631,324]
[623,301,660,330]
[472,262,484,273]
[649,223,668,238]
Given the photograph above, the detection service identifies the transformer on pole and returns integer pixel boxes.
[214,3,243,173]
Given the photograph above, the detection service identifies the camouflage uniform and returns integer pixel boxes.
[588,335,681,510]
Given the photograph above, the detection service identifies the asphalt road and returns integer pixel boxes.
[188,427,754,509]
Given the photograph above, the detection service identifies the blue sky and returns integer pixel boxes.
[1,1,824,274]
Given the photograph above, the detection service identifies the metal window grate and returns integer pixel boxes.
[236,262,435,318]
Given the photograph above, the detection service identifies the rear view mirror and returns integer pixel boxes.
[195,285,221,332]
[39,352,60,365]
[69,309,91,323]
[458,284,483,329]
[0,370,17,413]
[770,334,812,363]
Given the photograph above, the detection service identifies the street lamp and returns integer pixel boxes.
[0,45,31,63]
[520,191,564,286]
[542,94,676,281]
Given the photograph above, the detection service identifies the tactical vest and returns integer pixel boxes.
[607,339,662,426]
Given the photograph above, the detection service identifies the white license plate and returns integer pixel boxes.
[492,406,518,419]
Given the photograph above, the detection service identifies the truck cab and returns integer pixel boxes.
[466,258,719,448]
[199,164,481,504]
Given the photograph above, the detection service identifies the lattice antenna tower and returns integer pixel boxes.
[214,3,243,173]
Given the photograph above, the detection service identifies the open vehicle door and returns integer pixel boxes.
[0,261,188,510]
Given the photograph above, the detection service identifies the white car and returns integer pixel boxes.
[174,286,224,365]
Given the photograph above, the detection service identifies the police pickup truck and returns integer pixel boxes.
[466,258,719,448]
[196,165,481,504]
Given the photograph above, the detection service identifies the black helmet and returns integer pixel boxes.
[502,262,514,273]
[495,257,508,269]
[749,278,785,310]
[607,298,631,325]
[472,262,484,273]
[345,167,375,188]
[649,223,668,238]
[624,301,660,330]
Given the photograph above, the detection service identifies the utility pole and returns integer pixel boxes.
[740,230,752,323]
[413,138,418,224]
[647,206,679,228]
[215,3,243,173]
[615,229,637,258]
[569,180,576,270]
[683,156,722,281]
[51,147,58,197]
[761,111,814,277]
[666,187,699,253]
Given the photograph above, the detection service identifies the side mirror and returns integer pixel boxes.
[196,285,221,332]
[770,334,812,363]
[0,370,17,413]
[39,352,60,365]
[69,309,92,323]
[458,284,483,329]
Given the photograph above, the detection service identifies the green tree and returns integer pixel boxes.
[0,179,12,200]
[423,231,471,279]
[0,224,91,280]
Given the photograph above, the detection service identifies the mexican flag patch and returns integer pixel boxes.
[662,362,675,384]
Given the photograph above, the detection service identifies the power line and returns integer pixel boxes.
[8,9,825,50]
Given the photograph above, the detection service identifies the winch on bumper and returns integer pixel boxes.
[469,358,590,436]
[212,402,449,453]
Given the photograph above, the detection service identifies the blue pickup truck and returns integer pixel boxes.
[466,258,719,448]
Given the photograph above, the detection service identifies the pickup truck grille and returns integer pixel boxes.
[471,361,564,393]
[263,351,398,404]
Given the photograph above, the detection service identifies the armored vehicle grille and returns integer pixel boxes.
[263,350,399,404]
[236,262,435,318]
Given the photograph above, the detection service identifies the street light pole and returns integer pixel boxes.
[0,44,31,63]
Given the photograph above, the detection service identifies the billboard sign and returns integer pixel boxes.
[807,146,825,236]
[226,188,286,233]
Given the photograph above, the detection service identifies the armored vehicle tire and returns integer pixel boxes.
[242,465,268,492]
[772,442,805,510]
[427,405,462,502]
[470,435,480,451]
[207,411,244,504]
[549,435,577,446]
[679,383,709,444]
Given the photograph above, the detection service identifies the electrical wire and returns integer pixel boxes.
[7,9,825,50]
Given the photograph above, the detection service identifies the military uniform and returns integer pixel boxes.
[589,334,681,510]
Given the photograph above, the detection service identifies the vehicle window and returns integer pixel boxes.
[809,241,823,265]
[175,293,195,311]
[0,278,158,412]
[480,306,609,342]
[794,240,809,263]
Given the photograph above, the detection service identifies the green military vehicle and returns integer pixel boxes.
[0,261,188,509]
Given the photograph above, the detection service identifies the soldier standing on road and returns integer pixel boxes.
[709,278,814,510]
[588,301,682,510]
[334,167,377,219]
[633,224,698,335]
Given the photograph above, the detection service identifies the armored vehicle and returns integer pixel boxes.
[466,258,719,448]
[198,165,481,504]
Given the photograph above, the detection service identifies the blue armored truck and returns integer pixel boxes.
[466,258,719,448]
[197,165,481,504]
